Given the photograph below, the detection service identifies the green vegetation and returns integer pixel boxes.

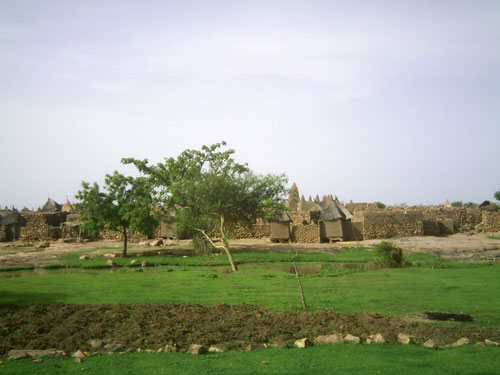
[76,172,156,256]
[375,201,386,209]
[487,235,500,240]
[0,265,34,272]
[494,189,500,201]
[1,264,499,327]
[2,345,499,375]
[373,241,409,268]
[123,142,287,272]
[450,201,462,207]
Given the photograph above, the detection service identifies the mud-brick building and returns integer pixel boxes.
[0,212,27,241]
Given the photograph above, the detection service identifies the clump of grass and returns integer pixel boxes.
[373,241,409,268]
[41,263,66,269]
[487,235,500,240]
[315,264,363,277]
[0,265,35,272]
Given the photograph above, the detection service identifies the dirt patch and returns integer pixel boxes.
[1,303,498,355]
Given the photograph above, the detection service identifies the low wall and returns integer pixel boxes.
[20,212,67,242]
[291,224,320,243]
[362,211,424,239]
[232,224,271,239]
[482,211,500,232]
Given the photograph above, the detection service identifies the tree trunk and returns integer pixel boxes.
[222,237,238,272]
[122,226,128,257]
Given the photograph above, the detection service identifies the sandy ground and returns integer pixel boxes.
[1,232,500,267]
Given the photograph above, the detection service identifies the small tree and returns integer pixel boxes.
[76,171,156,256]
[494,189,500,201]
[373,241,408,268]
[123,142,287,272]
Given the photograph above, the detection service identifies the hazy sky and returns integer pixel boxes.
[1,0,499,209]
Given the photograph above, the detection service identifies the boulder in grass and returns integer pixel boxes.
[314,334,344,345]
[343,334,360,344]
[189,344,207,355]
[209,345,225,353]
[423,339,438,349]
[164,344,178,352]
[452,337,469,347]
[366,333,386,344]
[294,338,313,348]
[106,259,116,267]
[72,350,85,359]
[397,333,412,345]
[485,339,499,347]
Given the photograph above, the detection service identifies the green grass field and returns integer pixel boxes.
[1,248,499,374]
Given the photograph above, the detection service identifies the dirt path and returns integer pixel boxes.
[1,233,499,267]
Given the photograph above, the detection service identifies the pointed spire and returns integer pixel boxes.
[287,183,300,210]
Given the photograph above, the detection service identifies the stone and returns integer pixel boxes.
[397,333,412,345]
[72,350,85,359]
[164,344,178,352]
[106,259,116,267]
[35,242,50,249]
[344,334,360,344]
[476,341,486,347]
[74,357,82,363]
[189,344,207,355]
[103,253,116,258]
[141,260,149,267]
[79,255,90,260]
[484,339,499,347]
[209,345,225,353]
[452,337,469,347]
[423,339,438,349]
[246,343,264,351]
[366,333,386,344]
[314,334,344,345]
[8,350,28,360]
[90,339,102,348]
[149,239,163,246]
[261,361,268,365]
[104,343,122,351]
[130,259,139,265]
[294,338,313,348]
[145,349,155,353]
[32,358,43,363]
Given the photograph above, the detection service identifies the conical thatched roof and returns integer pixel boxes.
[272,211,292,222]
[320,203,343,221]
[320,195,334,210]
[62,200,75,213]
[41,198,62,212]
[334,198,353,220]
[0,212,27,226]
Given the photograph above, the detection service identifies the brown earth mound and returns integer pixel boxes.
[1,303,499,355]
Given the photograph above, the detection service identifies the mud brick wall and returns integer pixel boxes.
[456,208,482,227]
[482,211,500,232]
[345,203,381,212]
[291,224,320,243]
[362,210,424,239]
[232,224,271,239]
[288,210,311,225]
[20,212,67,242]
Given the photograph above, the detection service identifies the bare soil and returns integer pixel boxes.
[1,303,499,356]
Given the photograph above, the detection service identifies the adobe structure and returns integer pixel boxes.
[1,192,500,243]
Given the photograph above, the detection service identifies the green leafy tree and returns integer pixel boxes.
[495,189,500,201]
[76,172,156,256]
[123,142,287,272]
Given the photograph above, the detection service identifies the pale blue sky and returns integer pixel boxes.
[1,0,499,209]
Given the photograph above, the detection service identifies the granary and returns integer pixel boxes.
[319,199,353,242]
[61,199,76,213]
[270,211,292,242]
[41,198,62,212]
[0,212,27,241]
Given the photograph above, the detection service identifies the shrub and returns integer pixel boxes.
[373,241,408,268]
[375,201,386,209]
[451,201,463,207]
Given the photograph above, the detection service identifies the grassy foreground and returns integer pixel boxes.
[2,345,499,375]
[1,264,499,327]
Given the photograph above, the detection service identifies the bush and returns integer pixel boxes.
[373,241,408,268]
[451,201,463,207]
[375,201,386,209]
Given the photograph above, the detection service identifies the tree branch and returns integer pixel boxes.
[191,226,225,250]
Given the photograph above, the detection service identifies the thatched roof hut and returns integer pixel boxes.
[41,198,62,212]
[0,212,27,226]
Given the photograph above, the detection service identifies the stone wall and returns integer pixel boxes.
[20,212,67,242]
[291,224,320,243]
[482,211,500,232]
[232,223,271,239]
[361,210,424,239]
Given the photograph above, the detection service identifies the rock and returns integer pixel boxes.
[476,341,486,347]
[294,338,313,348]
[344,334,360,344]
[32,358,43,363]
[209,345,225,353]
[261,361,268,365]
[103,253,116,258]
[164,344,178,352]
[130,259,139,265]
[149,239,163,246]
[83,351,91,357]
[145,349,155,353]
[246,343,264,351]
[157,348,163,352]
[79,255,90,260]
[139,241,149,246]
[106,259,116,267]
[189,344,207,355]
[8,350,28,360]
[366,333,386,344]
[74,357,82,363]
[423,339,437,349]
[314,334,344,345]
[90,339,102,348]
[72,350,85,359]
[104,343,122,351]
[452,337,469,347]
[484,339,499,347]
[35,242,50,249]
[141,260,149,267]
[397,333,412,345]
